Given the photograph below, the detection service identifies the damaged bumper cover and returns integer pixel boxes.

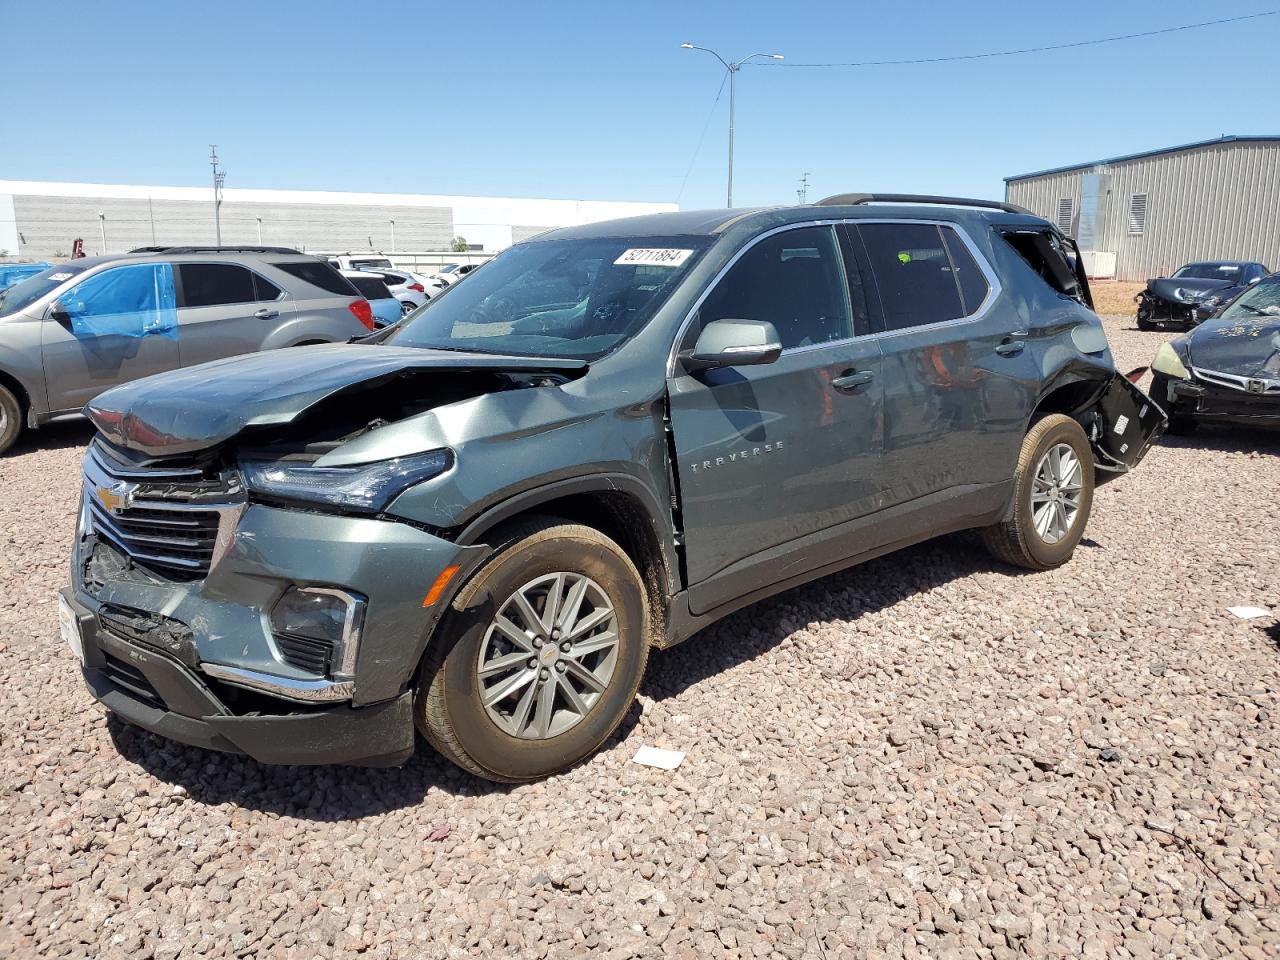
[1086,373,1167,477]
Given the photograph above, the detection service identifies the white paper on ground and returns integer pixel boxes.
[1227,606,1272,620]
[632,746,685,770]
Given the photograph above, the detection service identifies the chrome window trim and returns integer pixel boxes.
[666,217,1002,377]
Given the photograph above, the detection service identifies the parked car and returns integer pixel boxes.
[61,196,1163,780]
[1150,271,1280,433]
[1136,261,1269,330]
[327,254,397,272]
[358,268,432,316]
[429,262,479,286]
[0,246,374,453]
[341,271,401,327]
[0,262,51,291]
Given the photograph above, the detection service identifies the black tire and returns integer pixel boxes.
[416,519,649,782]
[1164,415,1199,436]
[1136,315,1157,332]
[982,414,1095,571]
[0,384,23,455]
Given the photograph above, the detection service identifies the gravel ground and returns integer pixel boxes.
[2,315,1278,960]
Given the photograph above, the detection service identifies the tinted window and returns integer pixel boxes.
[858,223,963,331]
[273,261,359,296]
[350,258,394,270]
[253,274,282,301]
[699,226,852,350]
[348,275,392,299]
[940,228,990,316]
[177,263,256,307]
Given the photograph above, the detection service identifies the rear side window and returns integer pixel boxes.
[940,228,990,315]
[999,228,1088,306]
[347,275,392,299]
[253,274,282,301]
[857,223,964,331]
[177,263,256,307]
[273,261,359,296]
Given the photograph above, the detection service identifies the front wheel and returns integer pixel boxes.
[982,414,1095,570]
[0,384,23,455]
[416,520,649,782]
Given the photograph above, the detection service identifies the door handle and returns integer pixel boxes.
[831,369,875,392]
[255,308,279,320]
[995,340,1025,357]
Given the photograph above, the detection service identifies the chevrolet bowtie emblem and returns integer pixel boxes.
[95,484,129,513]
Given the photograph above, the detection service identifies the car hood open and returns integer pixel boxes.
[86,343,588,457]
[1188,314,1280,378]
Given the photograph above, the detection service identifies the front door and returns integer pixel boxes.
[667,224,885,615]
[40,262,180,413]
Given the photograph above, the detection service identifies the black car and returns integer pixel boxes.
[1150,272,1280,433]
[1136,261,1269,330]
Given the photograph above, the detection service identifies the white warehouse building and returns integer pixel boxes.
[0,180,678,259]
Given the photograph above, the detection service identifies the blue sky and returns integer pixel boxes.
[2,1,1276,209]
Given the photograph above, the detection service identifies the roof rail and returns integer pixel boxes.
[815,193,1033,216]
[127,245,305,255]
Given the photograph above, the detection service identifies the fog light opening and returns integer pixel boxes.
[269,587,366,680]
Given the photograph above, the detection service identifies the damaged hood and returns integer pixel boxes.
[1146,277,1234,303]
[1188,314,1280,378]
[86,343,587,456]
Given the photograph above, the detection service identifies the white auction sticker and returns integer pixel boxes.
[48,272,73,282]
[1113,415,1130,435]
[614,248,694,268]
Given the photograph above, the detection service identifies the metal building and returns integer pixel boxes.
[1004,135,1280,282]
[0,180,676,259]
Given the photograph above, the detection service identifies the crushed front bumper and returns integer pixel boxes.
[1155,374,1280,426]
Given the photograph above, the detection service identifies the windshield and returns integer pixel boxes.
[1219,277,1280,320]
[0,263,90,318]
[1174,263,1241,280]
[350,258,394,270]
[386,235,710,359]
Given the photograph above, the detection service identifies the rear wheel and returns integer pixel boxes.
[416,520,649,782]
[0,384,23,455]
[982,414,1094,570]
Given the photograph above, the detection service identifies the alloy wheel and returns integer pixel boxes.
[1031,442,1083,545]
[476,572,619,739]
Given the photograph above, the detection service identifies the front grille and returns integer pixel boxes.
[1192,367,1280,395]
[274,633,334,675]
[81,443,243,581]
[100,653,166,711]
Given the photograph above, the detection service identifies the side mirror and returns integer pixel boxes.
[685,318,782,371]
[1249,276,1262,285]
[47,299,71,323]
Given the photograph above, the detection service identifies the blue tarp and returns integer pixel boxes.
[62,262,178,339]
[0,262,51,291]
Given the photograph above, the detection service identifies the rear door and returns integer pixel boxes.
[174,262,293,367]
[40,262,180,412]
[667,224,885,614]
[853,220,1037,509]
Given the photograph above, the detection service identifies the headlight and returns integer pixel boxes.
[1200,295,1222,308]
[1152,341,1190,380]
[242,448,453,512]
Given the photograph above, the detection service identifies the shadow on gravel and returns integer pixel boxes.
[105,699,644,817]
[9,418,95,455]
[1159,424,1280,456]
[641,532,1030,704]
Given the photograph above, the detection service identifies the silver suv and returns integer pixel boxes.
[0,246,376,453]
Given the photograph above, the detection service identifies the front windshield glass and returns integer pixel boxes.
[387,235,711,359]
[0,263,90,318]
[1219,278,1280,320]
[1174,263,1241,280]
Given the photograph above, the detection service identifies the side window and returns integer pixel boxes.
[253,273,283,302]
[999,228,1088,306]
[59,263,177,339]
[857,223,964,331]
[178,264,257,307]
[697,226,852,351]
[940,227,991,316]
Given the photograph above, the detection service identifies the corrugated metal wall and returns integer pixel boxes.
[11,194,454,257]
[1006,141,1280,281]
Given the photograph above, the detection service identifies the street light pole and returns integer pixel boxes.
[681,43,784,207]
[209,145,226,246]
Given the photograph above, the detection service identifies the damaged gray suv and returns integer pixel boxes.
[61,195,1165,781]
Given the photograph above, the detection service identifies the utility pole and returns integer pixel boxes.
[682,44,784,207]
[797,172,811,205]
[209,145,226,246]
[148,195,156,245]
